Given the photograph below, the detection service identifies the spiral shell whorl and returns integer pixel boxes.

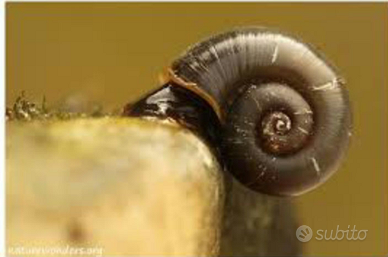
[171,28,351,196]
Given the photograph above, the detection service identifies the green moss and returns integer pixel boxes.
[6,92,120,121]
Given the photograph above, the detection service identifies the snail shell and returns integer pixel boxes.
[125,27,352,196]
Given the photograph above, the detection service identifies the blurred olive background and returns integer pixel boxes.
[6,3,387,256]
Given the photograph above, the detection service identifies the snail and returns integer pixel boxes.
[123,27,352,196]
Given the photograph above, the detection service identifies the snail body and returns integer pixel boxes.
[124,27,352,196]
